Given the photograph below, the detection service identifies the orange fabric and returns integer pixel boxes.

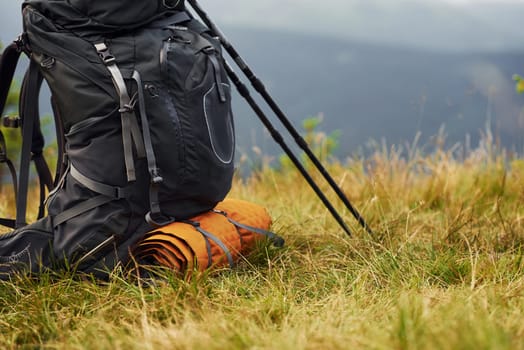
[216,199,273,249]
[134,198,273,273]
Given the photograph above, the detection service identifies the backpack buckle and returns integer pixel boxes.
[2,116,20,129]
[151,169,164,185]
[94,43,116,65]
[14,33,29,54]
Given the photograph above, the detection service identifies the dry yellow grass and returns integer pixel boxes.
[0,138,523,349]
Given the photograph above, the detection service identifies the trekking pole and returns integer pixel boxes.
[223,61,352,236]
[187,0,374,236]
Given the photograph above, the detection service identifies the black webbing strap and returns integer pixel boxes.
[53,164,131,228]
[25,71,54,221]
[70,164,131,200]
[15,59,55,226]
[94,42,145,183]
[0,39,24,209]
[0,130,18,203]
[0,38,24,115]
[0,219,16,229]
[131,71,174,227]
[51,96,66,188]
[0,36,28,229]
[37,173,46,220]
[53,195,113,227]
[0,127,17,228]
[33,153,54,220]
[15,60,42,228]
[207,53,227,103]
[33,154,53,191]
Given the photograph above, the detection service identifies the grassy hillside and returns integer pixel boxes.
[0,135,524,349]
[225,27,524,155]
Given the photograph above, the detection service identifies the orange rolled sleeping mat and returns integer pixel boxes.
[133,199,284,273]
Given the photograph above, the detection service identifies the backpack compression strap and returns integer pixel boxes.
[90,11,192,227]
[55,41,151,228]
[94,42,145,183]
[132,71,171,227]
[51,39,162,229]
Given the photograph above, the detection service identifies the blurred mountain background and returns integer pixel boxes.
[1,0,523,158]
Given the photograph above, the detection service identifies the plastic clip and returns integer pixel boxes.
[94,43,116,65]
[2,116,20,129]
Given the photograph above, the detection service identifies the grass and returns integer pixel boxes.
[1,136,524,349]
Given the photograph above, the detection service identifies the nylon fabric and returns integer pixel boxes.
[23,0,186,35]
[0,2,237,280]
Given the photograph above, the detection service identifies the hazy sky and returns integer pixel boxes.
[438,0,524,2]
[1,0,523,51]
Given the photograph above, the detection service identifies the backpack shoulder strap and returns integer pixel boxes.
[0,130,18,229]
[16,59,55,227]
[20,66,54,220]
[0,36,59,228]
[0,37,26,229]
[0,36,26,115]
[16,60,41,228]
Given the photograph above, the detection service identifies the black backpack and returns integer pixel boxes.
[0,0,235,279]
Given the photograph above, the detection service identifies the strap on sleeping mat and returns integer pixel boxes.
[183,219,234,268]
[213,209,285,247]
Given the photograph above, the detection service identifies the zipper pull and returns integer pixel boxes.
[204,48,227,103]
